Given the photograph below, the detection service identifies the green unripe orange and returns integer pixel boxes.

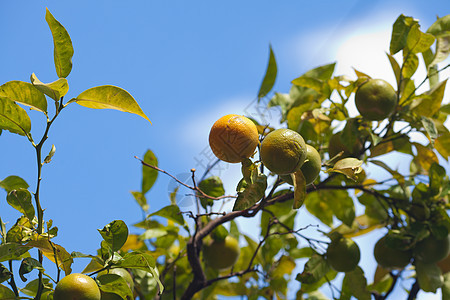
[54,273,101,300]
[204,236,240,270]
[355,79,397,121]
[300,144,321,185]
[326,237,361,272]
[374,236,412,269]
[260,128,307,175]
[414,234,450,264]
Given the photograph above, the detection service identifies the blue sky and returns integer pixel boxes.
[1,0,449,298]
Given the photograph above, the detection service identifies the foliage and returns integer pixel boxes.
[1,9,450,300]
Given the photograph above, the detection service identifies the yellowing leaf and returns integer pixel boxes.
[0,81,47,113]
[412,142,439,174]
[121,234,146,252]
[327,158,363,181]
[293,170,306,209]
[30,73,69,101]
[25,240,73,275]
[0,97,32,136]
[70,85,151,123]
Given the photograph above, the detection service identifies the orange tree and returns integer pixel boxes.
[0,9,450,300]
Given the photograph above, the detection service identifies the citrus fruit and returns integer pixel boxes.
[374,236,412,269]
[260,128,307,175]
[355,79,397,121]
[300,144,321,185]
[414,234,450,264]
[328,132,363,159]
[326,237,361,272]
[204,236,240,270]
[54,273,101,300]
[209,114,259,163]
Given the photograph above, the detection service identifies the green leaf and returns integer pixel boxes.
[272,255,296,278]
[412,79,447,117]
[427,15,450,67]
[435,132,450,159]
[0,97,32,136]
[420,116,438,142]
[131,191,149,212]
[6,189,35,222]
[20,277,52,297]
[19,257,43,282]
[258,44,277,100]
[402,52,419,78]
[97,273,133,300]
[98,220,129,252]
[341,267,371,300]
[406,23,435,54]
[25,240,73,275]
[390,14,418,54]
[296,254,329,284]
[140,228,167,240]
[233,173,267,211]
[0,283,16,300]
[326,158,363,181]
[82,257,104,274]
[0,176,29,193]
[0,243,30,262]
[198,176,225,208]
[386,53,401,86]
[43,144,56,164]
[69,85,151,123]
[148,205,185,225]
[0,81,47,112]
[416,260,444,293]
[45,8,74,78]
[142,149,158,194]
[293,171,306,209]
[30,73,69,101]
[305,192,333,226]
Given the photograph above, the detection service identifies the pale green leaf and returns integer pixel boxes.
[0,81,47,112]
[45,8,74,78]
[30,73,69,101]
[0,97,32,136]
[148,205,185,225]
[421,116,438,142]
[427,15,450,67]
[386,53,401,86]
[406,23,435,54]
[43,144,56,164]
[402,53,419,78]
[0,284,15,300]
[97,274,133,300]
[258,44,277,100]
[326,158,363,181]
[412,79,447,117]
[6,189,35,222]
[70,85,151,123]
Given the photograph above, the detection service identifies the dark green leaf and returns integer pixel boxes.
[98,220,129,252]
[416,260,444,292]
[7,189,35,222]
[148,205,184,225]
[0,81,47,112]
[198,176,225,208]
[69,85,151,122]
[142,149,158,194]
[341,267,371,300]
[233,173,267,211]
[0,264,12,284]
[0,176,29,193]
[0,284,15,300]
[45,8,74,78]
[0,97,32,136]
[97,273,133,300]
[30,73,69,101]
[19,257,43,282]
[296,254,329,284]
[429,163,446,196]
[0,243,30,262]
[258,44,277,100]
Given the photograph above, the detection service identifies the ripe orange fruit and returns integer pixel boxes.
[326,237,360,272]
[54,273,101,300]
[374,236,412,269]
[328,132,363,159]
[260,128,307,175]
[355,79,397,121]
[414,234,450,264]
[300,144,321,185]
[204,236,240,270]
[209,114,259,163]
